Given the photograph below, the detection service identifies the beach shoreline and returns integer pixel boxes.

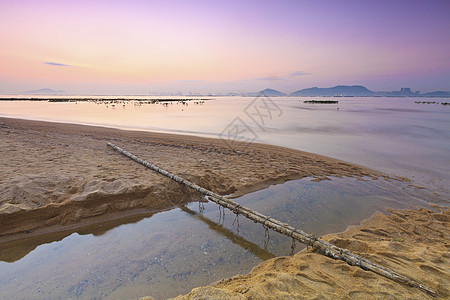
[1,117,448,299]
[0,117,382,240]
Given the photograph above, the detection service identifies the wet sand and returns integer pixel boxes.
[0,117,380,240]
[171,206,449,299]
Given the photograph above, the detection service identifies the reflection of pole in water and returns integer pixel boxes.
[263,225,270,251]
[180,206,275,261]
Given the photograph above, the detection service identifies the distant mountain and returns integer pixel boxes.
[23,88,66,95]
[291,85,375,96]
[421,91,450,97]
[257,88,287,97]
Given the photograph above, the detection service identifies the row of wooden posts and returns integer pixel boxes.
[107,142,435,295]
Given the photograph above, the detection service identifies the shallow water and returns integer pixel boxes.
[0,177,434,299]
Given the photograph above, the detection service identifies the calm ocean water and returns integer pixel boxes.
[0,96,448,299]
[1,96,448,193]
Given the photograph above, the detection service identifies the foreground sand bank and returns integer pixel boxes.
[0,117,381,239]
[170,206,449,299]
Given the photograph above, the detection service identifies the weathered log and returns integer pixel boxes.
[107,142,436,295]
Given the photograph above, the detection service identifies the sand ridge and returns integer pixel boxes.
[0,117,381,239]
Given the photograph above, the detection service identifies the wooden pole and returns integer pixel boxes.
[107,142,435,295]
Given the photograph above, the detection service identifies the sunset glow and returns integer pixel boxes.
[1,0,449,94]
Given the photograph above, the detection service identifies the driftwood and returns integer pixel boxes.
[107,142,435,295]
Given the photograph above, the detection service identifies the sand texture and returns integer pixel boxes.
[171,206,449,299]
[0,117,381,239]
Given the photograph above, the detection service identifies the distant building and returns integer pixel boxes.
[400,88,413,95]
[381,87,420,97]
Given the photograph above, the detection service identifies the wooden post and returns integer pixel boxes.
[107,142,435,295]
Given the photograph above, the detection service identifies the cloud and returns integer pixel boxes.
[172,80,206,84]
[239,76,283,82]
[289,71,311,77]
[44,62,71,67]
[254,76,284,81]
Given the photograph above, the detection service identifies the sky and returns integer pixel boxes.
[0,0,449,95]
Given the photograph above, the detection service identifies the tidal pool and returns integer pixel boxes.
[0,176,433,299]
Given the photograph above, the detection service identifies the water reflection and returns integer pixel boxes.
[181,206,276,261]
[0,210,161,263]
[0,204,277,265]
[0,177,436,299]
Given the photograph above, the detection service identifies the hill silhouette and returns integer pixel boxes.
[291,85,374,96]
[23,88,66,95]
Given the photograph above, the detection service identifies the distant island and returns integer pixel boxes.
[15,86,450,98]
[23,88,66,95]
[291,85,374,97]
[420,91,450,97]
[241,88,287,97]
[257,88,287,97]
[238,86,450,98]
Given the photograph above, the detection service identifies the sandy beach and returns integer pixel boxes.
[0,117,381,239]
[0,117,448,299]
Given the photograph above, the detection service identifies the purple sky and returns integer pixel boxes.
[0,0,449,94]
